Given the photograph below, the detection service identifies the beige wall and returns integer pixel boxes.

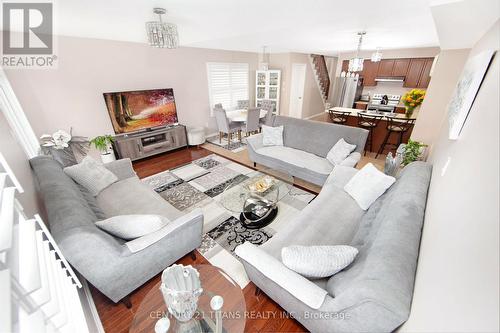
[411,49,470,149]
[402,20,499,332]
[0,113,41,218]
[4,36,259,137]
[268,53,325,118]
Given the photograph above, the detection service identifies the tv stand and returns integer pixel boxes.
[113,125,187,161]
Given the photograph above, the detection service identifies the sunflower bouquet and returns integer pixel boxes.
[402,89,426,117]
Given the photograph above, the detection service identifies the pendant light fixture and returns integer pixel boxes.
[146,8,179,48]
[371,47,383,62]
[348,32,366,72]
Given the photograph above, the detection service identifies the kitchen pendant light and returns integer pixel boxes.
[146,8,179,48]
[348,32,366,72]
[371,48,382,62]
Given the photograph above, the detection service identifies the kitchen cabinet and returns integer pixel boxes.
[392,59,410,76]
[354,101,368,110]
[377,59,395,76]
[361,60,379,86]
[342,60,349,72]
[404,59,426,87]
[417,58,434,88]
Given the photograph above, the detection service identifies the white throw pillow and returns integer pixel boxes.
[64,156,118,196]
[281,245,358,278]
[262,125,284,146]
[344,163,396,210]
[326,138,356,166]
[95,214,170,240]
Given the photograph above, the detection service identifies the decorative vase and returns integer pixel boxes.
[160,265,203,322]
[384,152,402,176]
[100,152,116,164]
[405,106,415,118]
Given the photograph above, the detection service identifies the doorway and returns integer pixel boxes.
[289,63,306,118]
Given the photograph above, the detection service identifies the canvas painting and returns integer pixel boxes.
[103,88,178,134]
[447,50,495,140]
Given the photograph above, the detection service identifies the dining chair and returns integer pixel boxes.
[237,100,250,109]
[259,99,274,127]
[214,108,242,147]
[244,108,260,136]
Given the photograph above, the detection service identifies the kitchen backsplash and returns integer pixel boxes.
[362,81,425,100]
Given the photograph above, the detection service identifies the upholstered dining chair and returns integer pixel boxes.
[214,108,242,147]
[259,99,275,127]
[237,100,250,109]
[244,108,261,136]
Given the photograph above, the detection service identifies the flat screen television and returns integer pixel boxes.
[103,88,178,134]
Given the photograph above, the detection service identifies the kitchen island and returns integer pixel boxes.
[326,107,419,155]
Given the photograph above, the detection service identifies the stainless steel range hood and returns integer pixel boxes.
[374,77,405,83]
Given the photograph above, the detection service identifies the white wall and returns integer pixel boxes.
[402,20,499,332]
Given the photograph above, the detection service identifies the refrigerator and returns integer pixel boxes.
[331,74,364,108]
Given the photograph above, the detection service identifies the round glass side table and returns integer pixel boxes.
[129,265,246,333]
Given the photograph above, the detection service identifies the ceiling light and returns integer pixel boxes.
[348,32,366,72]
[146,8,179,48]
[371,48,382,62]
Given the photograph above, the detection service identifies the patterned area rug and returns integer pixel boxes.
[206,134,247,153]
[142,154,315,288]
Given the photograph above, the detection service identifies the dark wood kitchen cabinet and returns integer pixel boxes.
[417,58,434,88]
[377,59,395,76]
[392,59,410,76]
[361,60,380,86]
[404,58,434,88]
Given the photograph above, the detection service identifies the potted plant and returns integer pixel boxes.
[401,139,428,166]
[402,89,426,118]
[90,135,116,163]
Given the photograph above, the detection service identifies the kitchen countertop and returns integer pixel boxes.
[354,100,407,109]
[326,107,419,122]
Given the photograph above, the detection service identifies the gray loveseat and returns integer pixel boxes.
[246,116,368,186]
[30,156,203,304]
[236,162,432,332]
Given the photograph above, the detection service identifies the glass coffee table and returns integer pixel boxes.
[129,265,246,333]
[219,168,294,229]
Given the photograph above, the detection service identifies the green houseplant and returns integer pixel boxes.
[402,139,428,166]
[90,135,115,163]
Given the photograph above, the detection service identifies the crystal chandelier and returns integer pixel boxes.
[348,32,366,72]
[146,8,179,48]
[371,48,382,62]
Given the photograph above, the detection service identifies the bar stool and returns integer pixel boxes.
[376,117,416,158]
[356,112,383,155]
[328,110,351,124]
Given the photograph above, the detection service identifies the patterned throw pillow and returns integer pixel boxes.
[281,245,358,278]
[63,156,118,196]
[262,125,284,146]
[326,138,356,166]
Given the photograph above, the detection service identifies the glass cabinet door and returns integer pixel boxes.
[257,87,266,99]
[269,87,278,99]
[269,72,279,86]
[257,72,266,86]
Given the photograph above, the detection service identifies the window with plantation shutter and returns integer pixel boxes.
[206,62,249,114]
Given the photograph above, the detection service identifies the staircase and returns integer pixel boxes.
[310,54,330,103]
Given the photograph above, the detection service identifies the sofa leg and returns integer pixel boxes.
[253,162,256,168]
[190,250,197,261]
[255,287,262,297]
[122,296,132,309]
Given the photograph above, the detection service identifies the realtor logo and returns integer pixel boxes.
[2,2,57,68]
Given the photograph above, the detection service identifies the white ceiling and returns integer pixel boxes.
[47,0,497,54]
[52,0,441,55]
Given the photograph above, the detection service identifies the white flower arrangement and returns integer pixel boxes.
[40,130,72,150]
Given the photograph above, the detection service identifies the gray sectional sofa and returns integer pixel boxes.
[30,156,203,304]
[246,116,369,186]
[236,162,432,332]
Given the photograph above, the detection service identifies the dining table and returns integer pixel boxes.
[226,108,267,122]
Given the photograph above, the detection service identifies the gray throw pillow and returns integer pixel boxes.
[63,156,118,196]
[95,214,170,240]
[262,125,284,146]
[281,245,358,278]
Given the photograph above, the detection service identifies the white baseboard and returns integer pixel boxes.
[79,278,105,333]
[304,112,327,120]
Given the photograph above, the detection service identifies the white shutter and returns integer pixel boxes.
[207,62,249,113]
[0,152,89,333]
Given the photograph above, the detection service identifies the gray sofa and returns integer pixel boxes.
[246,116,369,186]
[236,162,432,332]
[30,156,203,303]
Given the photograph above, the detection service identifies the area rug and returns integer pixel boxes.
[205,134,247,153]
[141,154,316,288]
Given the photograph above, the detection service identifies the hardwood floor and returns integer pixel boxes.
[90,146,308,332]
